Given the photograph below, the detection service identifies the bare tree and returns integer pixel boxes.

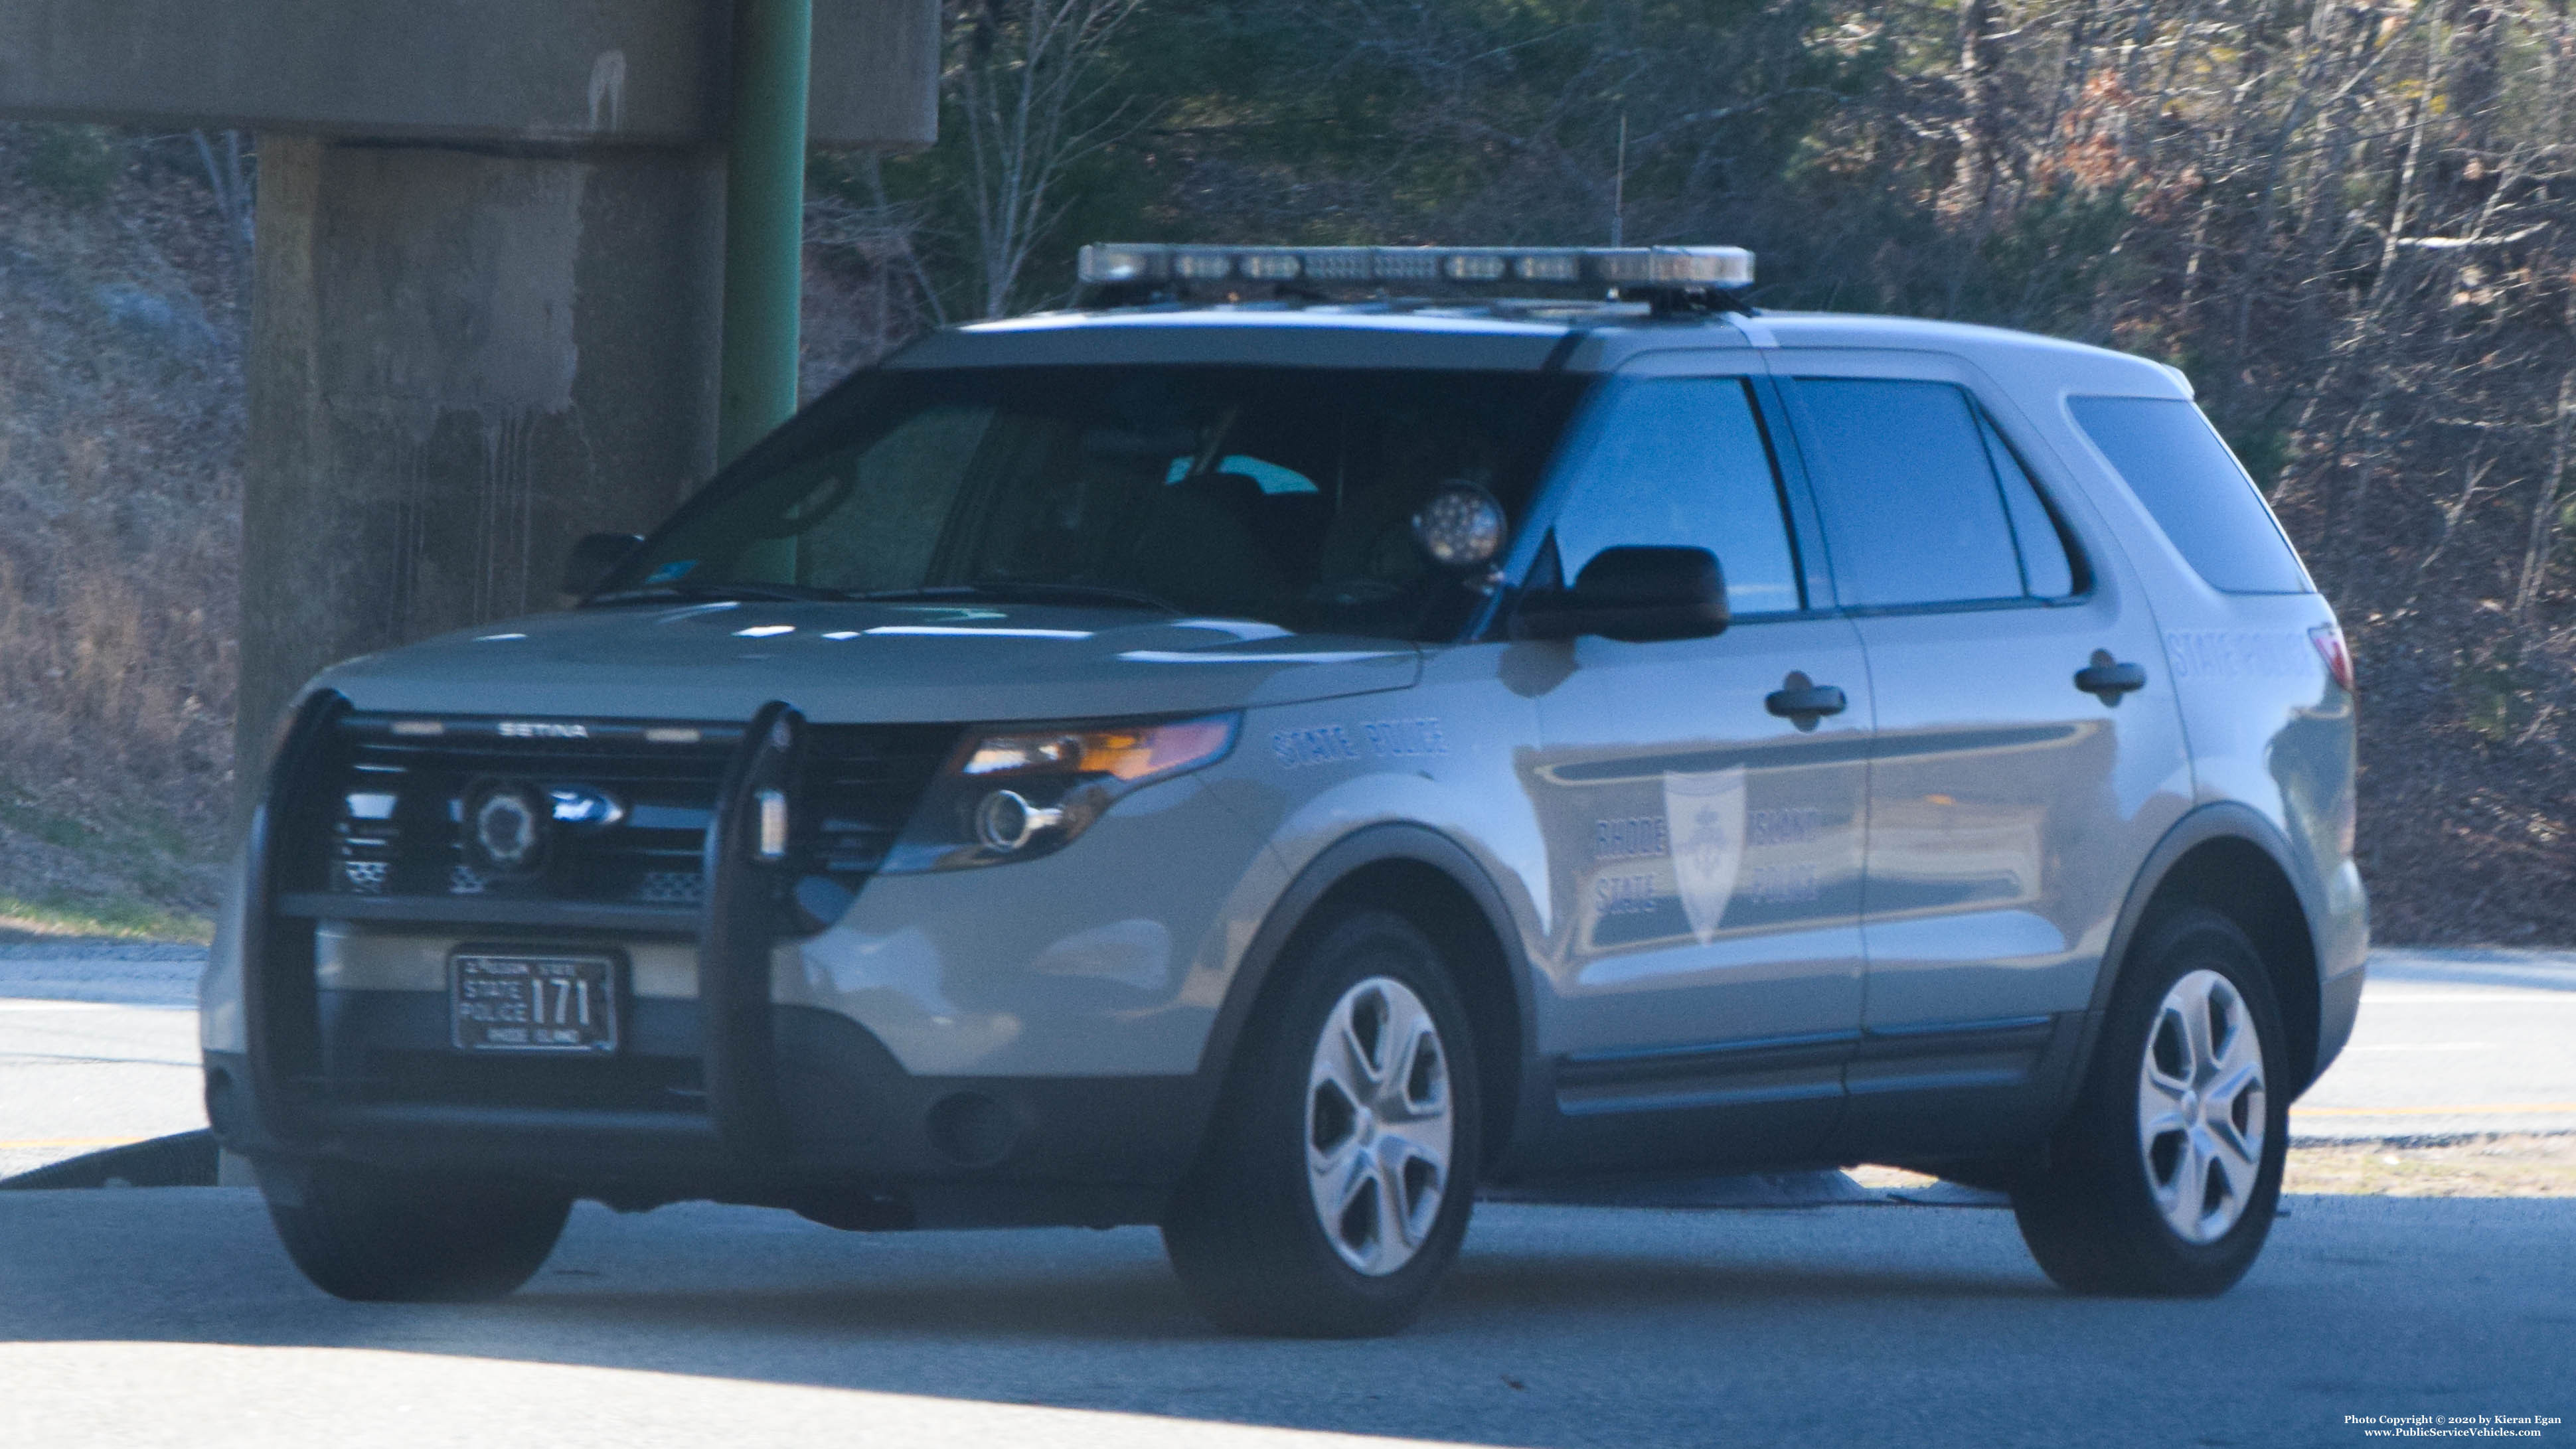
[192,129,254,269]
[949,0,1149,317]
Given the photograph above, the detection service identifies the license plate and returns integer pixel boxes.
[451,951,620,1054]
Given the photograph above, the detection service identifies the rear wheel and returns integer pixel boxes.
[2012,908,2287,1296]
[266,1161,572,1303]
[1163,909,1481,1337]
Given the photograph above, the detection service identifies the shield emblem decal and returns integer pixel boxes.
[1663,767,1746,945]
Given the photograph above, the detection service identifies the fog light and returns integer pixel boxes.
[975,789,1066,853]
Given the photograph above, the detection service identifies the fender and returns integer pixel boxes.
[1191,822,1544,1162]
[2056,801,2326,1117]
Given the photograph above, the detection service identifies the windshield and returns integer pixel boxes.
[602,364,1588,639]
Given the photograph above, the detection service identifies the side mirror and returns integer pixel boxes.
[1513,545,1728,643]
[562,532,645,597]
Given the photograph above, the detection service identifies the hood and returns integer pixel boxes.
[317,601,1421,724]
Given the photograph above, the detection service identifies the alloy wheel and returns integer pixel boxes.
[2136,967,2268,1245]
[1305,976,1454,1276]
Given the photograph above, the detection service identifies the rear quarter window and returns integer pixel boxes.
[2067,396,2311,595]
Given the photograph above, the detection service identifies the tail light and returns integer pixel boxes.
[2309,623,2355,694]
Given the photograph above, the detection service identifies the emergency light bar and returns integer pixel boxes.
[1076,243,1753,298]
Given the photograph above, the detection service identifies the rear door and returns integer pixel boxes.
[1774,356,2193,1156]
[1518,353,1872,1168]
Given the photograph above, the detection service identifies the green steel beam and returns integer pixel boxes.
[719,0,813,465]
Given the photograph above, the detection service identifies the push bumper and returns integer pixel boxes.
[217,692,1218,1228]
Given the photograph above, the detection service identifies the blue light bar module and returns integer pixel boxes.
[1075,244,1756,311]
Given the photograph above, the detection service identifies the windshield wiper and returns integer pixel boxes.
[584,582,846,607]
[844,581,1184,614]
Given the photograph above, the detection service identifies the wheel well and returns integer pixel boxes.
[1296,860,1525,1167]
[2135,838,2322,1093]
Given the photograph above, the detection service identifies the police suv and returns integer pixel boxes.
[204,242,2366,1336]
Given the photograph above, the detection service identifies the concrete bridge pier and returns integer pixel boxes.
[241,139,725,747]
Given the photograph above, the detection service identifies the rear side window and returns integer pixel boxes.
[2067,396,2310,594]
[1548,377,1803,617]
[1790,378,2069,609]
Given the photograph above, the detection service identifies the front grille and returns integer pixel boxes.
[801,724,960,881]
[313,713,957,932]
[321,716,742,909]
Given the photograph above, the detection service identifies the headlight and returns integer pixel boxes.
[884,714,1239,872]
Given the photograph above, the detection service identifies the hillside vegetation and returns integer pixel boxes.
[5,0,2575,943]
[0,123,241,939]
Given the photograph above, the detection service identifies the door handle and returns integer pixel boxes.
[2074,649,2148,704]
[1765,670,1848,728]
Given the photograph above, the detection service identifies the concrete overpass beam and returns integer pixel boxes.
[0,0,936,150]
[237,137,726,752]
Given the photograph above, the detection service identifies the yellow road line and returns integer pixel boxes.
[0,1137,145,1150]
[2295,1104,2576,1116]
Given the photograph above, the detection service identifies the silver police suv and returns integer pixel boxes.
[204,244,2366,1335]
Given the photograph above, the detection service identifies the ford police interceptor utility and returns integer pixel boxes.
[202,242,2366,1336]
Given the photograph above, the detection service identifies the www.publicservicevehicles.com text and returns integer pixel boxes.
[2350,1415,2560,1438]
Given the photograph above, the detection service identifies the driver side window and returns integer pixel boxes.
[1545,377,1803,617]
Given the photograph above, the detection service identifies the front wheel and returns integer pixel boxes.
[2012,908,2289,1296]
[1163,909,1481,1337]
[266,1161,572,1302]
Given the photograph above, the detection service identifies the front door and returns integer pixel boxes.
[1516,361,1872,1169]
[1775,361,2194,1156]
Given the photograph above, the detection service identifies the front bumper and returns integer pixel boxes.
[205,1000,1213,1227]
[2311,956,2366,1090]
[213,691,1224,1228]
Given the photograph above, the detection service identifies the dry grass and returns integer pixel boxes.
[2283,1134,2576,1198]
[1,124,244,934]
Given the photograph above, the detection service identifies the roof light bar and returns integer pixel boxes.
[1076,243,1754,295]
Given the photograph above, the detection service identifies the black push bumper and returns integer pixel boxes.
[220,692,1214,1229]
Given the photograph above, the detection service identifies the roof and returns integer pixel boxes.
[894,301,2187,398]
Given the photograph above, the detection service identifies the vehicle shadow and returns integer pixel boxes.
[2,1190,2569,1448]
[488,1233,2059,1345]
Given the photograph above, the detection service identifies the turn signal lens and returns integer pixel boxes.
[960,716,1237,784]
[2309,623,2355,694]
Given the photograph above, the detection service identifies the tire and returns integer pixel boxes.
[2012,907,2289,1296]
[1163,909,1483,1337]
[266,1161,573,1303]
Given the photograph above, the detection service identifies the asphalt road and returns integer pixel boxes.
[0,947,202,1180]
[2295,948,2576,1138]
[1,1185,2569,1448]
[1,943,2569,1447]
